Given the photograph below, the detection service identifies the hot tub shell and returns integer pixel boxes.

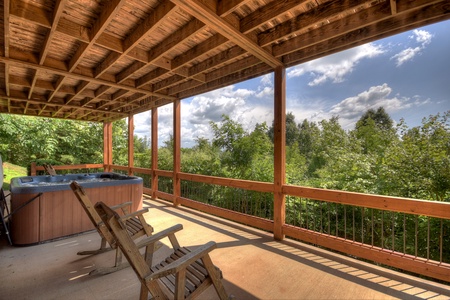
[10,173,143,245]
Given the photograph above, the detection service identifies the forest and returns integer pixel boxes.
[0,108,449,203]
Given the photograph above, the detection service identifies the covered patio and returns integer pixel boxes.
[2,195,450,299]
[1,0,450,298]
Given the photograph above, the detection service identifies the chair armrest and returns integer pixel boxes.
[110,202,133,210]
[135,224,183,249]
[119,208,149,221]
[145,241,217,280]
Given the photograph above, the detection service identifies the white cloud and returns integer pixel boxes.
[329,84,411,129]
[287,83,432,130]
[391,29,433,66]
[133,111,151,137]
[287,43,384,86]
[413,29,433,45]
[391,47,422,66]
[179,84,274,147]
[157,104,174,143]
[259,74,273,87]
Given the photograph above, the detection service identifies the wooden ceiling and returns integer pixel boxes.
[0,0,449,122]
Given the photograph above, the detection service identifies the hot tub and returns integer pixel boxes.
[10,172,143,245]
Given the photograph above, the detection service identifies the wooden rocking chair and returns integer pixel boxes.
[43,164,57,176]
[70,181,155,275]
[95,201,230,300]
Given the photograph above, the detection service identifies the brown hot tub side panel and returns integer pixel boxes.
[11,182,143,245]
[10,193,40,245]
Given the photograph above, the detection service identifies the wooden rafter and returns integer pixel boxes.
[3,0,10,98]
[391,0,397,15]
[28,0,67,100]
[171,0,283,68]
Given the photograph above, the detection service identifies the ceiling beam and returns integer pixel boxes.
[170,0,283,68]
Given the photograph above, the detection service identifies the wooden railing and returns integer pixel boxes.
[30,163,105,176]
[29,163,450,282]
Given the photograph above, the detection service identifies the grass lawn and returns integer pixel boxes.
[2,162,27,190]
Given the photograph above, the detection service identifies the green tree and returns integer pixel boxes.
[112,119,129,166]
[382,112,450,201]
[354,107,396,155]
[268,112,300,146]
[356,107,393,131]
[134,135,151,168]
[297,119,320,159]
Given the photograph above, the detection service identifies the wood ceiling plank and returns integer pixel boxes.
[10,0,51,28]
[188,45,247,77]
[116,61,147,83]
[56,18,91,43]
[122,0,176,51]
[217,0,248,17]
[240,0,310,34]
[177,62,271,99]
[171,0,283,68]
[272,1,391,57]
[258,0,373,47]
[68,0,127,71]
[153,74,185,92]
[147,19,205,66]
[136,67,170,88]
[205,55,260,82]
[118,17,205,85]
[94,0,177,78]
[171,34,228,69]
[166,78,203,95]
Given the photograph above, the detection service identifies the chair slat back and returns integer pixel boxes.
[43,164,57,176]
[95,202,152,278]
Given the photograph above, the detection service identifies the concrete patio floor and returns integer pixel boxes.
[1,196,450,299]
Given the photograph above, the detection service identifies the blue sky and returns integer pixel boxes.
[134,20,450,148]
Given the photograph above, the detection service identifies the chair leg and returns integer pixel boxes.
[144,280,168,300]
[139,284,148,300]
[88,248,130,275]
[201,255,229,300]
[77,237,112,255]
[87,242,163,276]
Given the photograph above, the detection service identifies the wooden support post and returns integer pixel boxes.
[30,162,37,176]
[151,108,158,200]
[173,99,181,207]
[103,122,113,172]
[128,115,134,176]
[273,66,286,240]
